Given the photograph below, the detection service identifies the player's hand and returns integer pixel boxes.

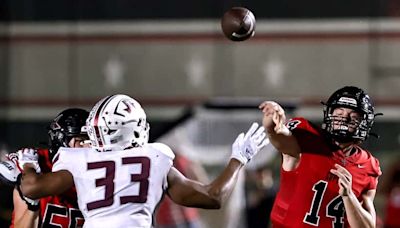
[8,148,41,173]
[259,101,289,135]
[231,122,269,165]
[330,164,353,197]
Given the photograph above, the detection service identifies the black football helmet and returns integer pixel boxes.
[48,108,89,159]
[322,86,376,143]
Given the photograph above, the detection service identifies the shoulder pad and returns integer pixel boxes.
[52,147,68,164]
[370,156,382,177]
[52,147,85,163]
[148,143,175,160]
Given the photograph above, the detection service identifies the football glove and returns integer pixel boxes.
[0,160,20,186]
[8,148,41,173]
[231,122,268,165]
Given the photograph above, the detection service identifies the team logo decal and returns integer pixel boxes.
[114,99,132,117]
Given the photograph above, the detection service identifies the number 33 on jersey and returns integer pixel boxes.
[52,143,175,228]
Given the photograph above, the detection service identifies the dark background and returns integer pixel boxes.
[0,0,396,21]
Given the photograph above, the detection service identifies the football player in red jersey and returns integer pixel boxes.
[10,108,89,228]
[259,86,382,228]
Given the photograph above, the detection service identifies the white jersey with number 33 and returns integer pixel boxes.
[52,143,175,228]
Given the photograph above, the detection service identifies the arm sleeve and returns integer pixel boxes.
[368,157,382,190]
[285,117,320,152]
[369,177,379,190]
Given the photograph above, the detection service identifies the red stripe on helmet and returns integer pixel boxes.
[93,95,115,147]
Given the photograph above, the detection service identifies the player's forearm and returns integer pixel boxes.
[267,129,300,159]
[14,210,39,228]
[21,167,73,199]
[206,159,243,208]
[13,189,39,228]
[20,167,47,199]
[262,114,300,158]
[342,193,375,228]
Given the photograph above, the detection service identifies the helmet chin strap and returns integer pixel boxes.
[332,136,360,155]
[82,140,92,146]
[331,134,353,144]
[342,144,359,156]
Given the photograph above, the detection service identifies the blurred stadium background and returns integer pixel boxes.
[1,0,400,227]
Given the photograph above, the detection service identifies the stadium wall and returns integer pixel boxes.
[0,19,399,151]
[1,19,400,107]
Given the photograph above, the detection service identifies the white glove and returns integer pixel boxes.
[8,148,41,173]
[0,160,21,185]
[8,149,41,211]
[0,159,40,210]
[231,122,268,165]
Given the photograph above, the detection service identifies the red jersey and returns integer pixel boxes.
[270,117,381,228]
[10,148,84,228]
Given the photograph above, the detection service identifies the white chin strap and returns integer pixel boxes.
[81,140,92,146]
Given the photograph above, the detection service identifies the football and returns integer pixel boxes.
[221,7,256,41]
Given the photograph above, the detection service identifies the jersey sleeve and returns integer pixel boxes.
[285,117,314,134]
[150,143,175,191]
[285,117,322,152]
[368,157,382,190]
[150,143,175,160]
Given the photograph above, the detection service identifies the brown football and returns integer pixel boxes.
[221,7,256,41]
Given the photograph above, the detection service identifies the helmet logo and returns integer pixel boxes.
[122,100,132,113]
[338,97,357,106]
[114,99,133,117]
[50,114,63,130]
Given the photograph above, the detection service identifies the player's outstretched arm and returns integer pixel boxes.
[10,148,74,199]
[167,122,267,209]
[12,188,39,228]
[259,101,300,158]
[20,166,74,199]
[167,159,242,209]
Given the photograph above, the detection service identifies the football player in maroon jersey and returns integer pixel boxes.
[259,86,381,228]
[10,108,88,228]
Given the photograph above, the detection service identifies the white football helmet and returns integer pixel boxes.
[86,94,149,152]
